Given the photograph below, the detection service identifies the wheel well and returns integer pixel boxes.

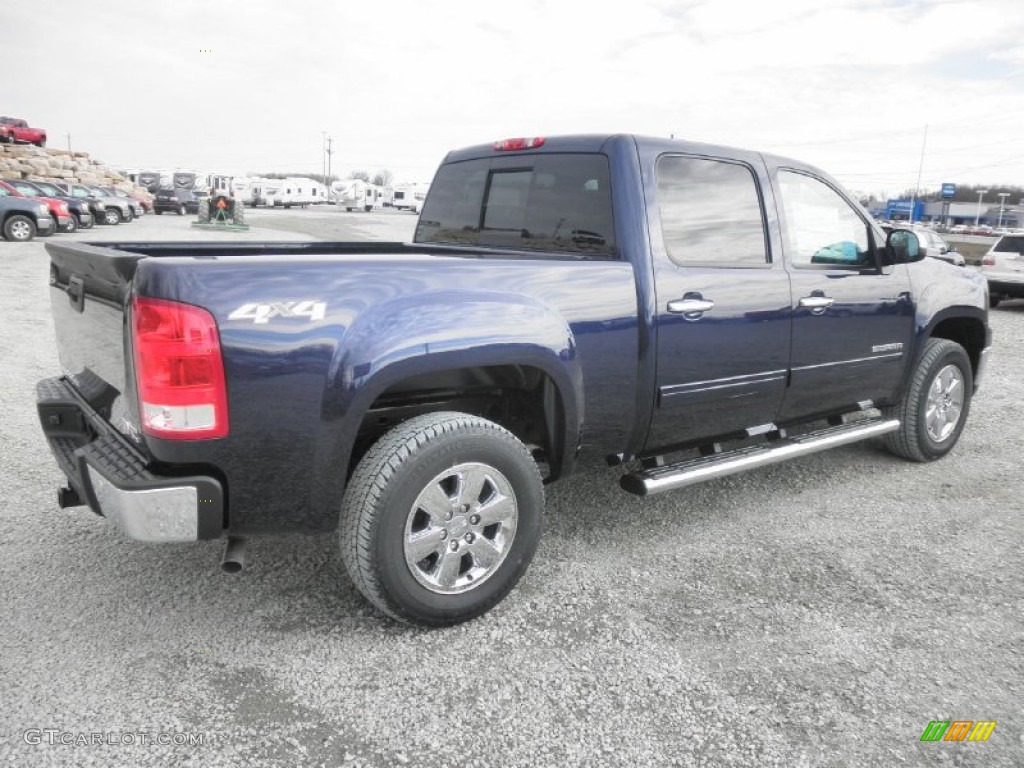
[353,365,566,480]
[930,317,986,377]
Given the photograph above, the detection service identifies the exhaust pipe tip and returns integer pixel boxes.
[221,536,247,574]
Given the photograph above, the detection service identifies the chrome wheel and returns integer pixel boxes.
[403,462,518,595]
[925,364,964,443]
[9,218,33,240]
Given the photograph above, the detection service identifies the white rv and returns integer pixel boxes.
[392,183,429,213]
[230,177,258,206]
[334,179,380,212]
[264,177,326,208]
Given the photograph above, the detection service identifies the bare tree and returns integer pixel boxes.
[349,170,371,182]
[372,170,394,187]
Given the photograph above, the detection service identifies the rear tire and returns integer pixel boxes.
[340,412,544,626]
[177,204,186,216]
[989,295,1002,308]
[883,338,972,462]
[3,214,36,242]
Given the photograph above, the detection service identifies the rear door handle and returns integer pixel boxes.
[667,298,715,315]
[799,295,834,312]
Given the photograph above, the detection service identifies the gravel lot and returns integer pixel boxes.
[1,208,1021,767]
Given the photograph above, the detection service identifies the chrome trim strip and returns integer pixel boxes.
[792,353,903,372]
[661,370,787,398]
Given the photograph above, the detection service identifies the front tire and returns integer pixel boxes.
[340,412,544,626]
[3,215,36,241]
[883,338,973,462]
[103,208,121,225]
[63,217,78,233]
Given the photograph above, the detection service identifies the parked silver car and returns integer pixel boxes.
[980,234,1024,307]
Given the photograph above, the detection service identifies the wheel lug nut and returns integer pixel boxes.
[465,533,474,543]
[462,504,471,513]
[470,515,480,525]
[440,530,447,540]
[445,511,453,521]
[450,541,459,551]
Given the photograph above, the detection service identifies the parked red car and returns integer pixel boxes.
[0,179,71,232]
[0,117,47,147]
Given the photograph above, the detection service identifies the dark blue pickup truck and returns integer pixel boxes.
[37,134,991,625]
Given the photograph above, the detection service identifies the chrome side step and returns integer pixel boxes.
[620,418,900,497]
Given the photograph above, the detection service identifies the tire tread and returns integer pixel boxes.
[339,412,541,624]
[883,338,970,462]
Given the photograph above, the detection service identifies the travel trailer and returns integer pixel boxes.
[334,179,380,212]
[172,171,212,195]
[135,171,165,194]
[392,183,429,213]
[230,177,258,206]
[262,177,326,208]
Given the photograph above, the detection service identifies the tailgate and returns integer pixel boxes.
[46,242,145,445]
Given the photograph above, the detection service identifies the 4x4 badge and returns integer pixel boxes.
[229,301,326,324]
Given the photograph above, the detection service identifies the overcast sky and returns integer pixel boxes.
[3,0,1022,197]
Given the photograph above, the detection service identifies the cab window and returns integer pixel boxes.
[656,156,768,267]
[777,171,873,268]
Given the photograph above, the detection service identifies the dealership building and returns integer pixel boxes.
[882,199,1021,228]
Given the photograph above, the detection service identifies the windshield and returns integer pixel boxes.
[32,181,61,196]
[9,181,40,196]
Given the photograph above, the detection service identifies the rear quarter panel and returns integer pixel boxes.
[134,254,639,534]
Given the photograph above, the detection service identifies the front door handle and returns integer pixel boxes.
[799,295,834,314]
[667,298,715,316]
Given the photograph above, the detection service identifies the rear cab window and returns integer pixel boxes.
[415,154,617,258]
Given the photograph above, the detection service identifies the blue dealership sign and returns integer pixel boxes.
[941,183,956,199]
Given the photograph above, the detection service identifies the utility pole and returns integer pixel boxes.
[321,132,327,185]
[908,124,927,223]
[975,189,987,227]
[66,134,71,151]
[325,136,333,185]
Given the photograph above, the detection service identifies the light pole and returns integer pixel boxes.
[997,192,1010,229]
[975,189,988,226]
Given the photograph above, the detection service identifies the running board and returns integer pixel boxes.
[620,418,900,497]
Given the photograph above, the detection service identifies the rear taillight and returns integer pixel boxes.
[132,296,229,439]
[981,253,995,266]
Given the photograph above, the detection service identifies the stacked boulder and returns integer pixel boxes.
[0,144,152,201]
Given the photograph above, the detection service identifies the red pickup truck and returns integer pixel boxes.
[0,116,47,147]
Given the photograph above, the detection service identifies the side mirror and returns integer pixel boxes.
[887,229,923,264]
